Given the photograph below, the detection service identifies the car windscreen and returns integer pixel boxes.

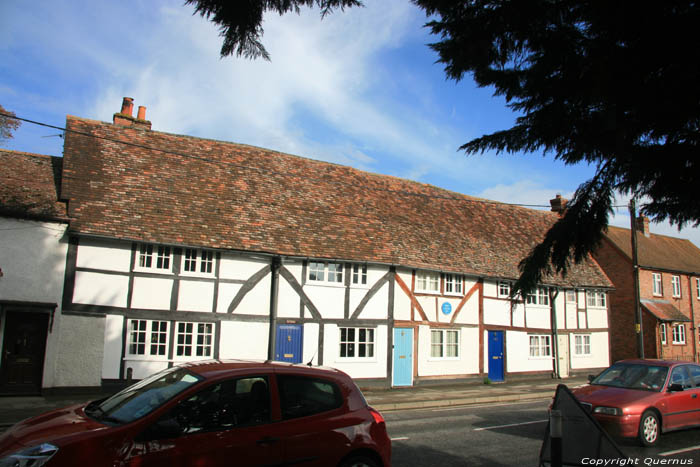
[592,363,668,392]
[86,367,203,425]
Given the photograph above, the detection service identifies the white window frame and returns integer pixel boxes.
[444,274,463,296]
[526,287,550,306]
[308,261,343,284]
[182,248,215,276]
[672,324,686,345]
[660,323,667,345]
[528,334,551,358]
[126,319,169,359]
[174,322,214,360]
[671,275,681,298]
[566,290,577,303]
[574,334,591,356]
[586,290,606,308]
[430,329,460,359]
[416,270,440,294]
[696,278,700,300]
[136,243,172,273]
[498,281,511,298]
[652,273,663,296]
[338,327,376,360]
[351,264,367,286]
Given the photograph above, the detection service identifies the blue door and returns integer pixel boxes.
[488,330,505,382]
[393,328,413,386]
[275,324,303,363]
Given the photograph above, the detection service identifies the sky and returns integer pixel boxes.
[2,0,698,247]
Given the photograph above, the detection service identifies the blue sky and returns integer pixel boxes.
[2,0,698,246]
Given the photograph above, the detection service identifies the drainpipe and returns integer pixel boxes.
[267,256,281,360]
[689,277,698,363]
[550,288,560,379]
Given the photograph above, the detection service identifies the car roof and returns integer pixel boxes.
[615,359,697,367]
[177,359,347,380]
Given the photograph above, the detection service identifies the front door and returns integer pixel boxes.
[558,334,570,378]
[487,330,505,382]
[392,328,413,387]
[0,311,49,394]
[275,324,303,363]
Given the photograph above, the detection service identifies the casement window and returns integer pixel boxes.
[696,278,700,300]
[127,320,168,357]
[416,270,439,293]
[339,327,375,359]
[672,324,686,344]
[444,274,463,295]
[183,248,214,274]
[175,322,213,358]
[430,329,459,358]
[352,264,367,285]
[574,335,591,356]
[526,287,550,306]
[308,261,343,284]
[529,335,551,358]
[660,323,667,345]
[671,275,682,298]
[498,281,511,298]
[137,244,172,271]
[586,290,606,308]
[566,290,577,303]
[652,273,663,296]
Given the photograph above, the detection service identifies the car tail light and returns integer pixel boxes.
[369,407,385,425]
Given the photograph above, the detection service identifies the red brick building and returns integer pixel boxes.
[592,217,700,363]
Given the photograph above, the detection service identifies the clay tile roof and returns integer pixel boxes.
[0,149,68,221]
[641,299,691,322]
[605,225,700,275]
[59,115,611,288]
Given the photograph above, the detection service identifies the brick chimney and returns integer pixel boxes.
[113,97,152,130]
[636,215,650,237]
[550,194,568,216]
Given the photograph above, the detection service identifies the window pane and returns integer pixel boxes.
[279,376,342,419]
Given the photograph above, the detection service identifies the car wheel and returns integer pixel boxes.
[339,455,379,467]
[638,410,659,447]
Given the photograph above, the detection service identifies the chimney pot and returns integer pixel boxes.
[120,97,134,117]
[137,106,146,120]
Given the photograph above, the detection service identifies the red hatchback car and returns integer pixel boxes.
[0,360,391,467]
[571,359,700,447]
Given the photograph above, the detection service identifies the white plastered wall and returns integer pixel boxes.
[417,325,479,377]
[0,218,69,389]
[52,314,105,387]
[219,321,269,359]
[323,323,387,379]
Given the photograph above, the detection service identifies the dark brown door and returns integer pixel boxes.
[1,311,49,394]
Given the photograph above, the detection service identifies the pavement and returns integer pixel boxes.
[0,376,589,430]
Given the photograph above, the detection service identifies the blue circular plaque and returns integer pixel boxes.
[441,302,452,315]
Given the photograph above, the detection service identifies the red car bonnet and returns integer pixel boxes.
[573,384,661,408]
[0,404,107,453]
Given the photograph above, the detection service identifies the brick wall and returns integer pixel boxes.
[593,238,638,361]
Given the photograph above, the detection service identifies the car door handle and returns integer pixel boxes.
[256,437,279,446]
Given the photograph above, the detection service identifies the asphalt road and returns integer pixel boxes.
[385,400,700,466]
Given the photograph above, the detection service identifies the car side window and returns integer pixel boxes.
[669,367,692,390]
[689,365,700,388]
[278,375,343,420]
[154,376,270,437]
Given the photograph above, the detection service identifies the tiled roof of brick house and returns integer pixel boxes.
[605,225,700,275]
[641,299,692,322]
[59,113,611,288]
[0,149,68,222]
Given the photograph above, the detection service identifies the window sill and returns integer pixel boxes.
[306,281,345,289]
[335,358,378,364]
[427,357,461,362]
[133,267,173,275]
